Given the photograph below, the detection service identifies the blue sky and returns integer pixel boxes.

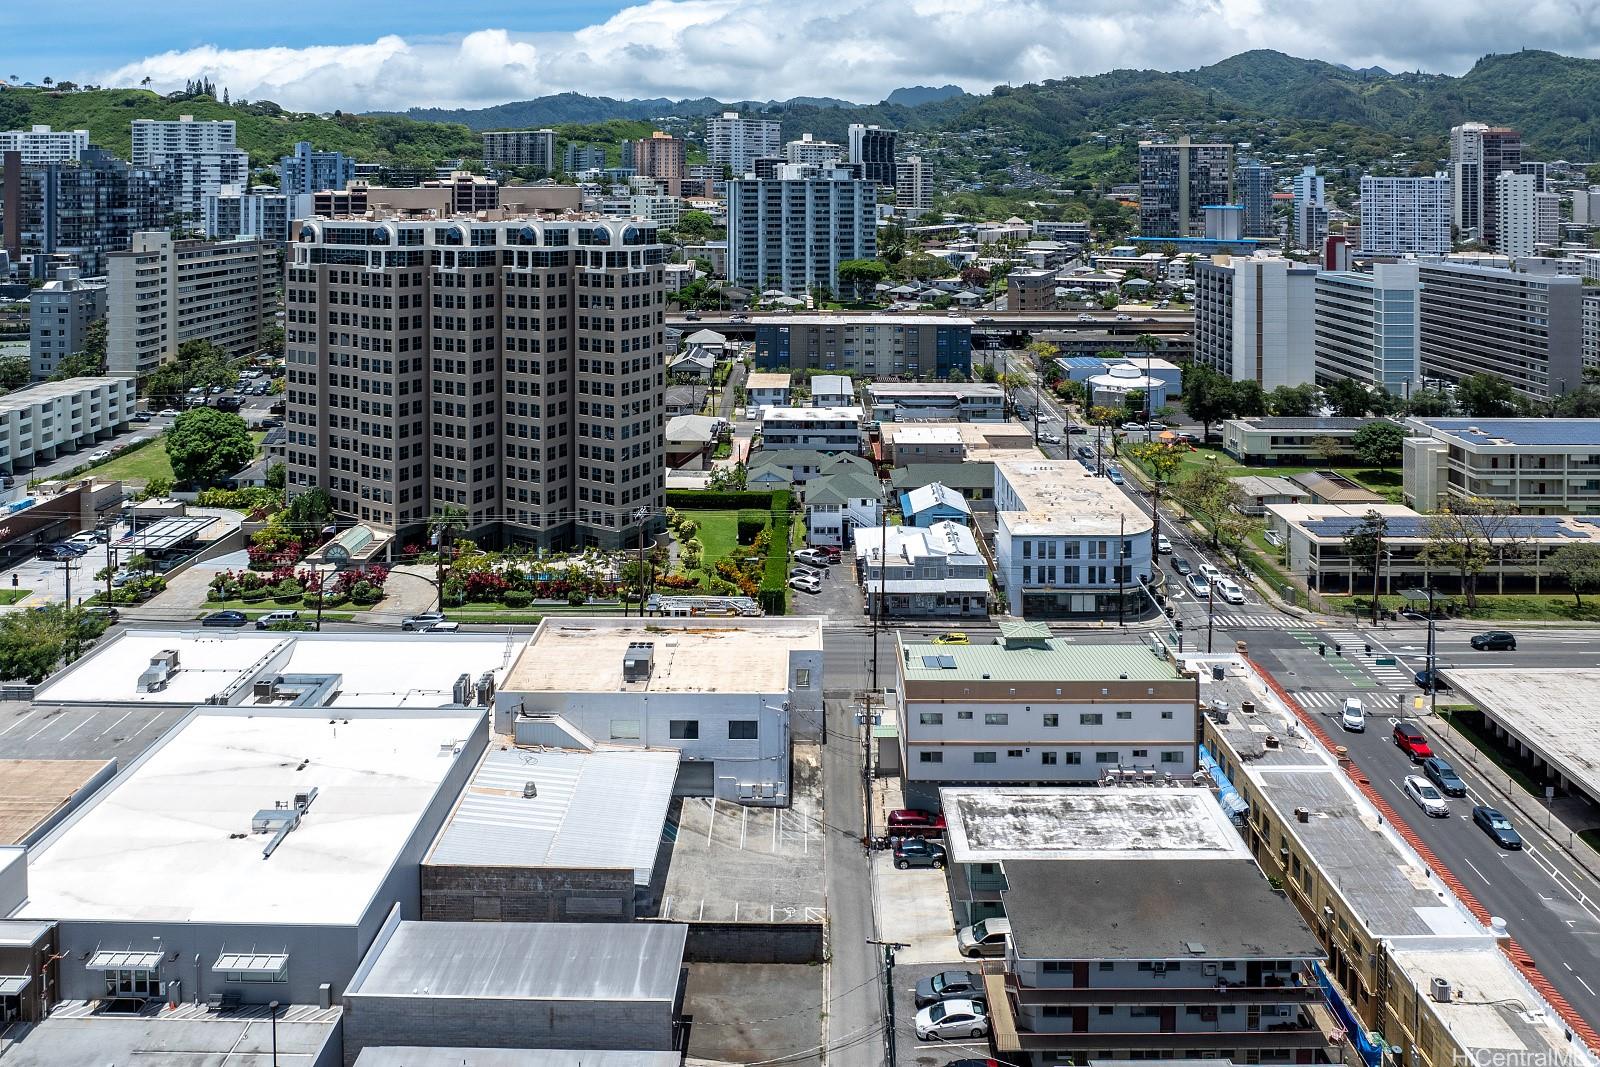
[3,0,1597,113]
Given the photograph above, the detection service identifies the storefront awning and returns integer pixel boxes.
[86,950,162,971]
[213,951,288,974]
[0,974,31,996]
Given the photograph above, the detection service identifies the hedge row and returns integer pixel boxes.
[758,490,795,615]
[666,489,777,510]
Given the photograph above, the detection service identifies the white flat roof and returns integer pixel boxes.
[759,406,864,423]
[16,707,483,925]
[940,787,1249,863]
[1388,945,1578,1059]
[505,617,822,695]
[996,458,1152,538]
[34,630,516,707]
[1439,669,1600,799]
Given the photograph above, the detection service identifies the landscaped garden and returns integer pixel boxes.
[660,489,794,613]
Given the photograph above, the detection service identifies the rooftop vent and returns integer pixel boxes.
[623,641,655,683]
[137,649,181,694]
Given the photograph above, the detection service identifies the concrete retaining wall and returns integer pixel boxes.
[672,920,824,964]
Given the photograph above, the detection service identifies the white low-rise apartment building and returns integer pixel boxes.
[894,628,1197,803]
[855,520,988,618]
[494,617,824,806]
[745,372,791,410]
[759,406,864,454]
[0,377,136,475]
[803,468,881,547]
[992,458,1153,618]
[1403,417,1600,514]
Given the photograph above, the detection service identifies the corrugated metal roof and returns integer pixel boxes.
[427,748,678,885]
[900,639,1182,682]
[348,920,686,1001]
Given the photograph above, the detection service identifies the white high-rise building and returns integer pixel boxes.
[895,155,933,219]
[1536,191,1561,247]
[1574,186,1600,225]
[130,116,237,166]
[1194,255,1318,389]
[727,171,876,296]
[1494,171,1539,258]
[132,116,248,226]
[1450,121,1521,244]
[106,231,275,377]
[1313,262,1420,396]
[785,134,845,167]
[706,112,781,176]
[1290,166,1326,250]
[203,185,291,244]
[0,125,89,164]
[1358,175,1449,255]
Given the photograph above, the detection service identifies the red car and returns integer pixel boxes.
[1393,722,1433,761]
[887,808,947,837]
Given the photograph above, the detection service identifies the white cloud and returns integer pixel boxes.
[86,0,1600,112]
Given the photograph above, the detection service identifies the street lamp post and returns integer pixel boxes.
[268,1000,280,1066]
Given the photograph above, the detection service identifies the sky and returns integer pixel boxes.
[3,0,1599,113]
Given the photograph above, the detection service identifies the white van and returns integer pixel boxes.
[957,917,1012,958]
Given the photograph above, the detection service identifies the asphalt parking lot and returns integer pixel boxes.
[658,743,827,924]
[0,699,189,762]
[788,554,862,620]
[682,963,823,1067]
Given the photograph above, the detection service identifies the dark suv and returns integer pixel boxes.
[893,838,947,870]
[1469,630,1516,651]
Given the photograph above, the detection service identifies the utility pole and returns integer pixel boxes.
[867,939,909,1067]
[1425,587,1438,718]
[1207,579,1217,654]
[1369,524,1385,626]
[634,506,649,617]
[870,484,889,691]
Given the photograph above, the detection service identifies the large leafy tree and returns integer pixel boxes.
[0,354,29,391]
[1405,389,1456,417]
[1181,365,1235,442]
[49,318,108,380]
[1266,384,1318,417]
[1352,421,1408,471]
[165,407,254,487]
[836,258,889,299]
[1547,543,1600,608]
[1325,378,1373,418]
[1455,373,1522,418]
[1228,380,1266,418]
[0,604,106,683]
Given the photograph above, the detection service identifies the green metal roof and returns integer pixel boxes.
[900,639,1182,682]
[890,463,995,491]
[805,470,882,506]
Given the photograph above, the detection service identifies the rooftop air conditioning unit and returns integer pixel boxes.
[623,641,655,683]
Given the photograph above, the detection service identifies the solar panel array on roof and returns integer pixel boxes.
[1421,420,1600,447]
[1303,516,1584,539]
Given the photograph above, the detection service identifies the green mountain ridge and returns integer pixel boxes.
[0,49,1595,179]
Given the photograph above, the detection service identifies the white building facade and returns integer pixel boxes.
[1358,175,1449,255]
[895,634,1197,796]
[707,112,781,175]
[727,173,876,296]
[1312,262,1420,395]
[0,376,135,474]
[0,125,89,164]
[1495,171,1539,258]
[758,406,864,453]
[1193,255,1318,389]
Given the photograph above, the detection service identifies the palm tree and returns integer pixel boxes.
[427,505,469,613]
[41,77,52,88]
[141,76,153,89]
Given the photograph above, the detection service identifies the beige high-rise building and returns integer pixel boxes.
[106,231,275,378]
[284,216,668,547]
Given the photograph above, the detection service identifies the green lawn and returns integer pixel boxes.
[1160,445,1404,501]
[684,510,741,569]
[1334,592,1600,623]
[81,430,268,485]
[0,589,30,605]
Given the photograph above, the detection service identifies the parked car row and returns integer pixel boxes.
[1389,720,1524,848]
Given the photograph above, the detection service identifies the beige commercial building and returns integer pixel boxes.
[105,231,275,378]
[284,215,668,547]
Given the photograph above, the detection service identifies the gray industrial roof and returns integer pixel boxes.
[355,1050,682,1067]
[426,747,678,884]
[348,920,687,1001]
[999,858,1322,961]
